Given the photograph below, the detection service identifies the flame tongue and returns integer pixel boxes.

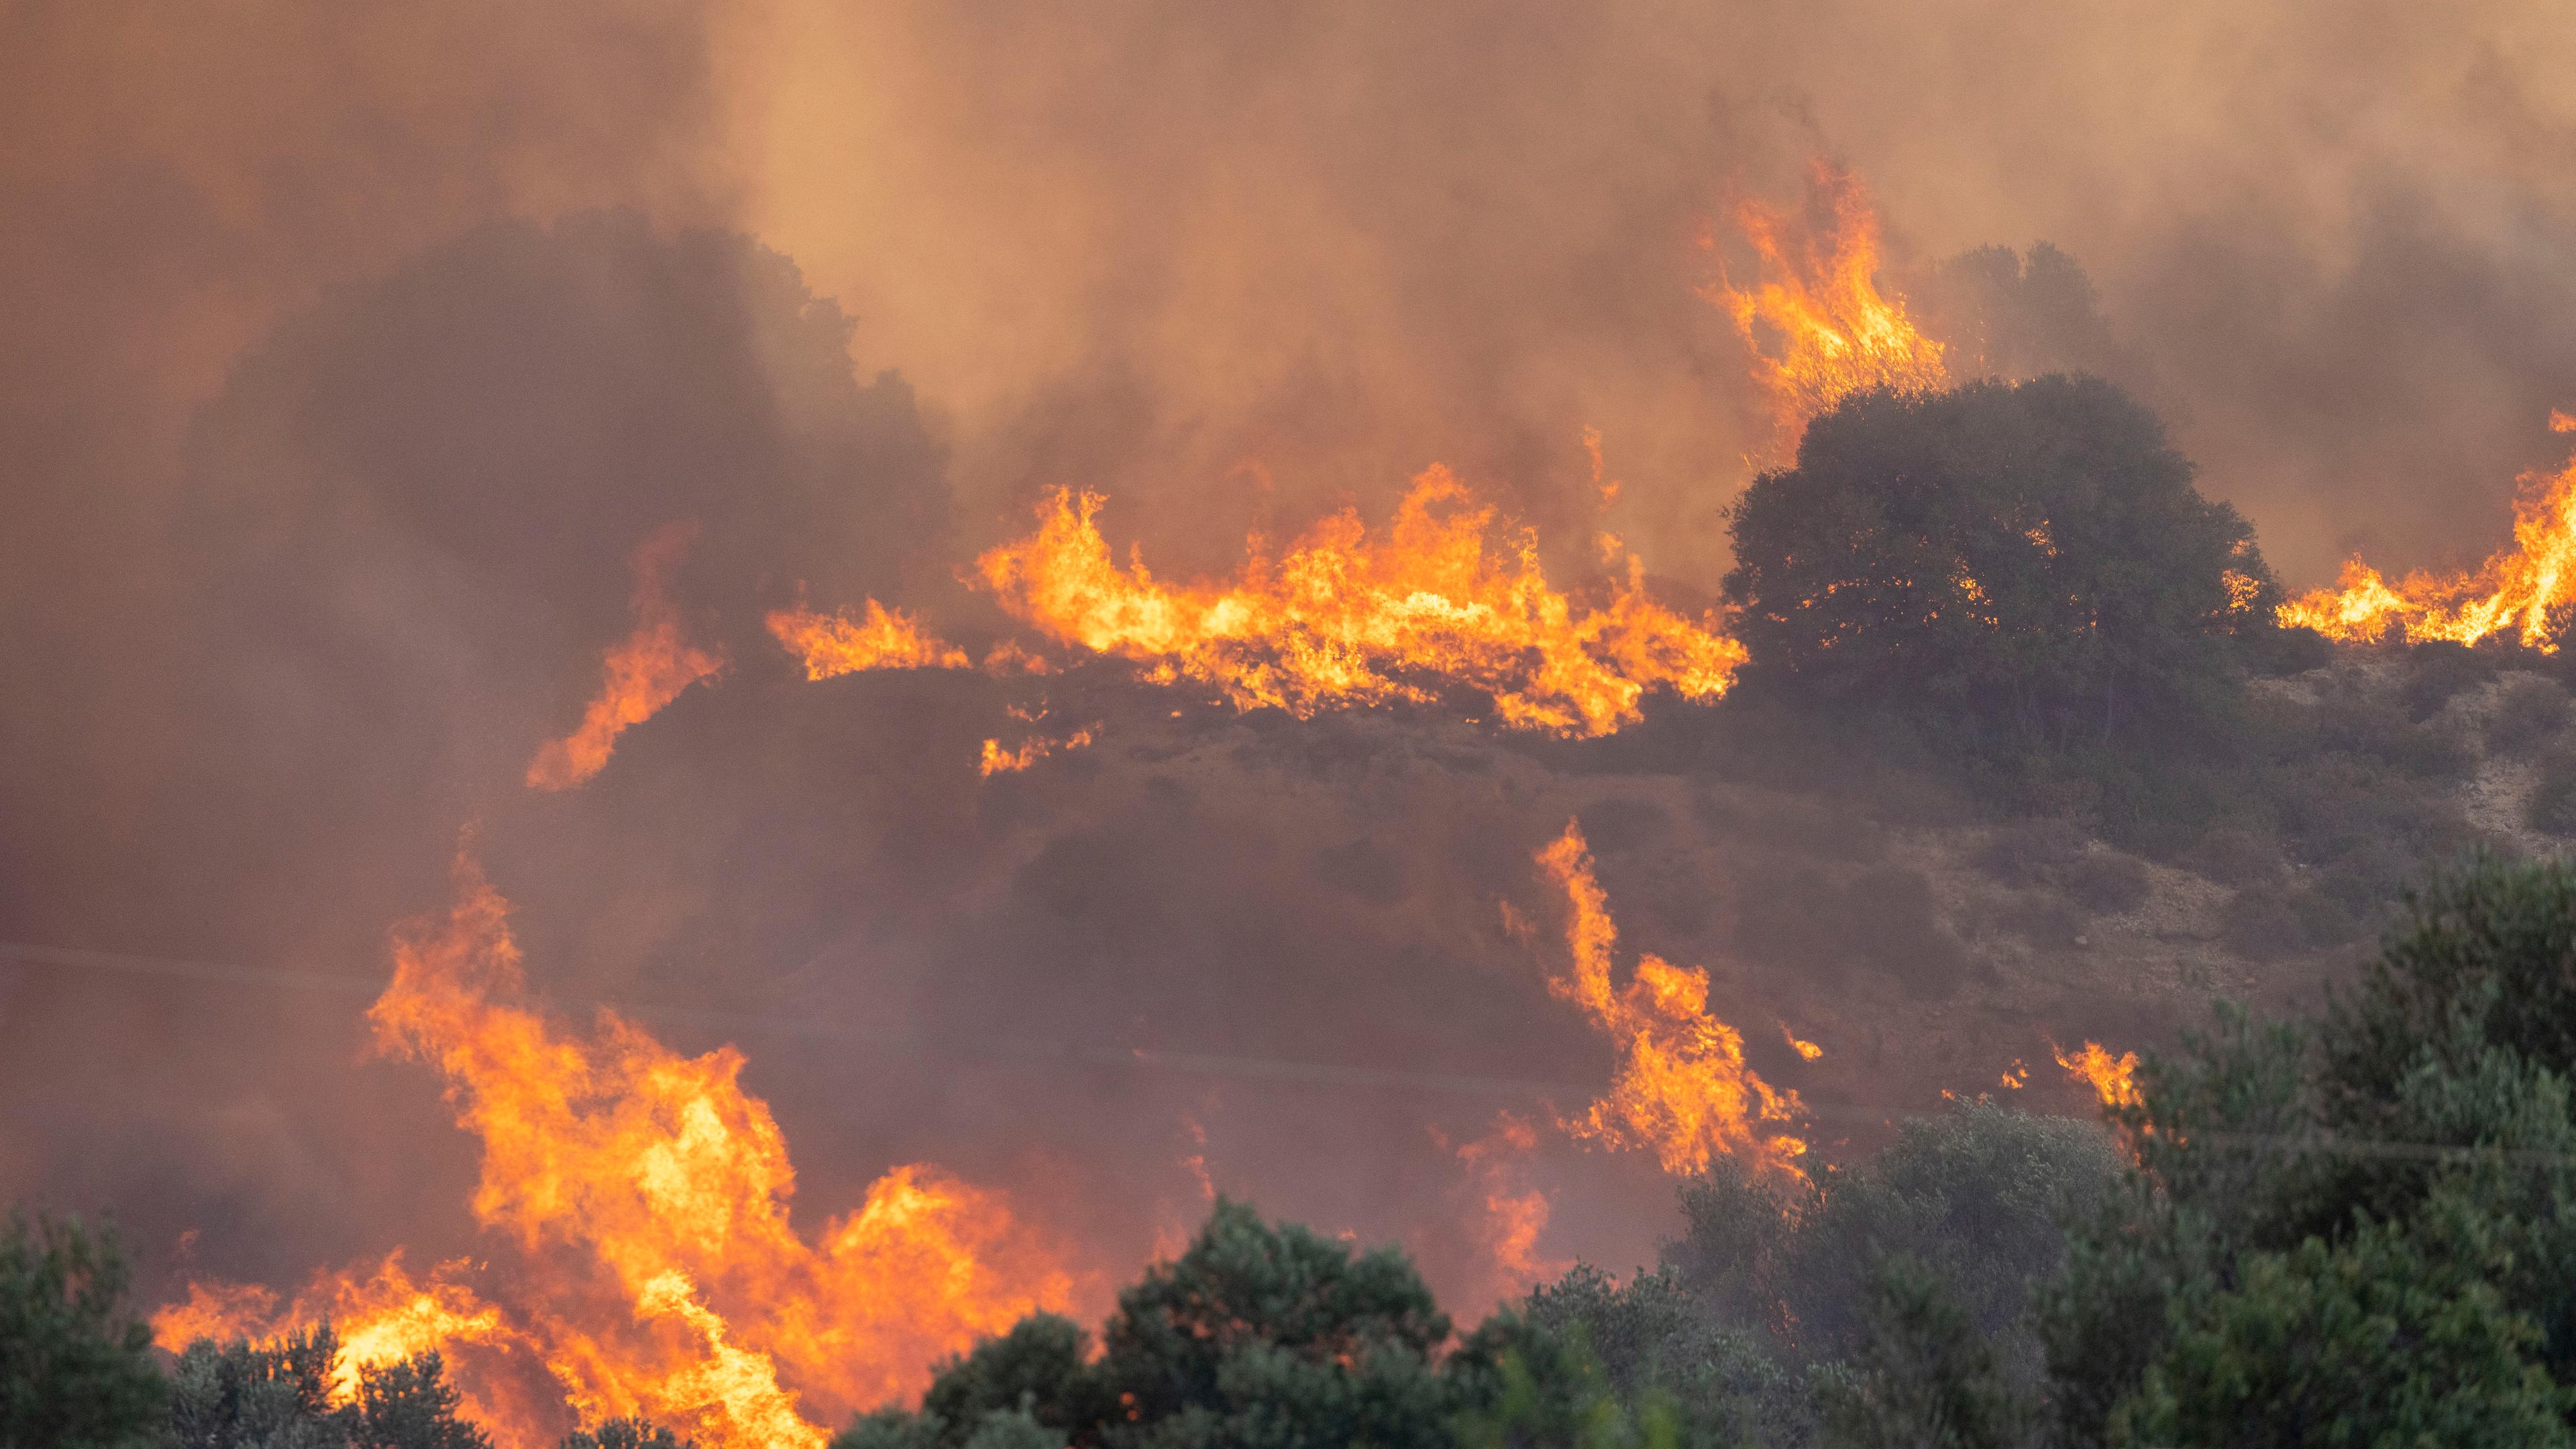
[529,524,726,792]
[1534,823,1807,1178]
[765,600,969,678]
[2053,1039,2141,1110]
[1710,161,1948,447]
[972,466,1743,738]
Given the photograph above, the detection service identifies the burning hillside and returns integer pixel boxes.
[155,859,1081,1449]
[2280,411,2576,651]
[19,7,2576,1441]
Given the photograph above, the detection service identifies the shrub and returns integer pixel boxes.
[2398,639,2500,719]
[2059,851,2152,915]
[0,1212,164,1449]
[2528,747,2576,837]
[2185,827,2286,887]
[1974,819,2088,886]
[2219,883,2356,960]
[2484,675,2573,756]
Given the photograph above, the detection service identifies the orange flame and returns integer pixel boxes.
[974,468,1743,738]
[765,600,970,678]
[1532,824,1807,1177]
[161,863,1076,1449]
[978,724,1096,776]
[1709,161,1948,447]
[1452,1114,1570,1311]
[154,1254,534,1432]
[2277,413,2576,650]
[2053,1040,2141,1110]
[529,525,726,791]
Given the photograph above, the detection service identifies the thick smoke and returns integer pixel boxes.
[4,0,2572,1355]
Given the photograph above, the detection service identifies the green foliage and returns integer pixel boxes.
[833,1407,947,1449]
[1669,1100,2118,1375]
[1448,1318,1688,1449]
[560,1416,692,1449]
[350,1353,489,1449]
[170,1325,343,1449]
[169,1331,494,1449]
[1094,1198,1451,1448]
[1460,1268,1800,1448]
[0,1210,165,1449]
[874,1200,1454,1449]
[919,1314,1099,1444]
[1817,1256,2024,1449]
[1723,376,2273,757]
[2037,857,2576,1440]
[2110,1219,2570,1448]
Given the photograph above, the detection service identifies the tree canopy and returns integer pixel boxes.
[1724,376,2277,755]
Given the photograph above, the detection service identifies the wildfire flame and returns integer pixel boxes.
[1709,161,1949,447]
[1532,823,1807,1177]
[2054,1039,2142,1111]
[765,599,971,678]
[152,1254,525,1420]
[1452,1114,1570,1312]
[973,468,1743,738]
[529,525,726,791]
[979,724,1096,776]
[2277,412,2576,650]
[159,861,1076,1449]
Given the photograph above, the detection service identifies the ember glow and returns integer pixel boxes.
[766,600,971,678]
[2054,1039,2142,1110]
[1709,161,1949,446]
[160,861,1077,1449]
[2277,411,2576,650]
[528,525,727,791]
[973,467,1744,738]
[1533,823,1808,1178]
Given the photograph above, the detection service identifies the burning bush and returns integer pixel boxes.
[1723,376,2277,758]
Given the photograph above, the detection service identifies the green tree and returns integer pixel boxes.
[1723,376,2274,754]
[2039,856,2576,1442]
[349,1352,488,1449]
[168,1324,344,1449]
[0,1210,165,1449]
[560,1416,692,1449]
[853,1200,1455,1449]
[1668,1102,2116,1371]
[2110,1214,2569,1448]
[1818,1255,2024,1449]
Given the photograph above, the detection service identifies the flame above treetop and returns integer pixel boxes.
[1710,161,1949,447]
[1532,822,1808,1179]
[2278,411,2576,651]
[970,466,1743,739]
